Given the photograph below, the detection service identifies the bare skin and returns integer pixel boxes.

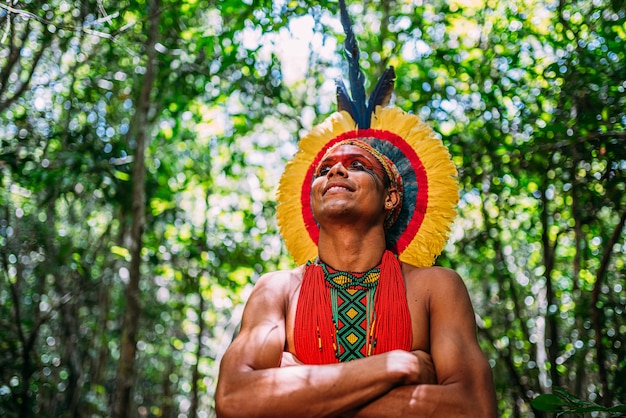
[215,145,497,417]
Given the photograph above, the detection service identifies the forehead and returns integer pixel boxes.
[320,144,381,165]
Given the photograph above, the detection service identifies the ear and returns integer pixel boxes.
[384,188,400,210]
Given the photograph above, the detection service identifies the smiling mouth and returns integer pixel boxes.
[324,185,353,195]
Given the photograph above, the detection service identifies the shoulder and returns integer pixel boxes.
[239,266,305,327]
[247,266,305,305]
[402,263,466,291]
[255,266,305,288]
[401,264,472,310]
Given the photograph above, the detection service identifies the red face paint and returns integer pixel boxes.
[314,145,387,185]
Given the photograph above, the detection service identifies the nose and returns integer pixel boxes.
[327,162,347,177]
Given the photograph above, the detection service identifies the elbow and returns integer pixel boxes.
[215,395,240,418]
[410,378,496,418]
[215,405,235,418]
[214,390,229,418]
[465,372,498,418]
[215,383,240,418]
[476,360,498,418]
[215,386,263,418]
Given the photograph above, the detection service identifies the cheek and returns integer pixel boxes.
[311,177,324,193]
[364,170,383,186]
[358,170,386,192]
[310,178,323,205]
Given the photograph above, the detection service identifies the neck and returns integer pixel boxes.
[316,224,387,272]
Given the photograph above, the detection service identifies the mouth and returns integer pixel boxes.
[323,184,354,195]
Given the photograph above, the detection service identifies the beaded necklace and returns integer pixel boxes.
[318,261,380,361]
[294,250,413,365]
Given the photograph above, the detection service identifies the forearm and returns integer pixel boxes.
[346,382,497,418]
[216,352,413,418]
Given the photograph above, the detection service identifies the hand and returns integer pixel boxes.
[380,350,436,386]
[280,351,303,367]
[410,350,436,385]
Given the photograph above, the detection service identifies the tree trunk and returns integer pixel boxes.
[540,186,560,389]
[591,206,626,405]
[111,0,159,416]
[190,292,206,418]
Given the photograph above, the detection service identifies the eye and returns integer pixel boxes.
[316,165,331,176]
[349,160,367,171]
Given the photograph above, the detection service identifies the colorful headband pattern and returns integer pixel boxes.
[275,0,459,268]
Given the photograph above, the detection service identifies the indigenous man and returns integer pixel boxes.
[216,2,497,417]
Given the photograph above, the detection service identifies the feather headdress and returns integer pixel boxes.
[276,0,459,268]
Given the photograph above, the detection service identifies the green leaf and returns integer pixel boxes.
[531,394,569,412]
[111,245,131,261]
[608,405,626,414]
[114,170,130,181]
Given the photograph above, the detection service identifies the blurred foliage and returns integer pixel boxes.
[0,0,624,417]
[532,387,626,417]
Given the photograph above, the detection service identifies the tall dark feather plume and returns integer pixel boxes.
[338,0,368,128]
[336,78,356,117]
[336,0,395,129]
[367,66,396,116]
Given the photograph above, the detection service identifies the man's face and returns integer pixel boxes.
[310,144,390,226]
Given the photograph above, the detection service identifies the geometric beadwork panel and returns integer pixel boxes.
[335,288,373,362]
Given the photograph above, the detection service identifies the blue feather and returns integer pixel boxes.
[367,66,396,115]
[336,78,357,119]
[336,0,396,129]
[338,0,368,128]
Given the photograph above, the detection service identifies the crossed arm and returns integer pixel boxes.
[343,267,497,417]
[215,268,497,418]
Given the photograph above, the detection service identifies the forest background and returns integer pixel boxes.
[1,0,624,417]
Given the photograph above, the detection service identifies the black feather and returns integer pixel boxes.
[336,78,357,118]
[367,66,396,116]
[338,0,368,128]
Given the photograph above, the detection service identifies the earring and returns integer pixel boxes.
[385,202,392,209]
